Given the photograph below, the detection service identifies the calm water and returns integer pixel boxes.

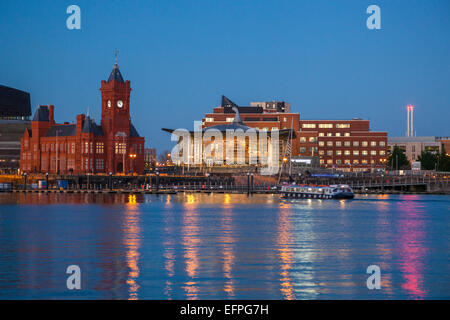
[0,192,448,300]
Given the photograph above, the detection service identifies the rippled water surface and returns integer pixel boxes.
[0,192,448,299]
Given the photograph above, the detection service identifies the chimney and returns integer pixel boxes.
[76,114,85,133]
[49,105,55,125]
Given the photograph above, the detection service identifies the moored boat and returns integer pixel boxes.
[280,184,354,199]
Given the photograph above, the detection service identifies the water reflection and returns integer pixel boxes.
[0,193,447,299]
[123,194,141,300]
[397,195,427,299]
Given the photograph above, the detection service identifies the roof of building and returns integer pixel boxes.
[108,63,125,83]
[32,105,50,121]
[388,136,438,143]
[81,116,104,135]
[130,122,141,137]
[45,124,77,137]
[0,85,31,117]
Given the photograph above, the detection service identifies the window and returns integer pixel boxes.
[371,141,377,147]
[71,143,75,154]
[344,133,350,137]
[353,159,359,164]
[96,159,104,170]
[96,142,104,154]
[84,142,89,154]
[327,133,333,137]
[336,159,342,165]
[353,150,359,156]
[115,142,126,154]
[335,132,341,137]
[336,141,342,147]
[226,117,234,122]
[310,147,318,154]
[362,150,368,155]
[67,158,75,171]
[327,150,333,156]
[327,141,333,147]
[362,141,368,147]
[319,150,325,155]
[336,123,350,128]
[344,150,350,155]
[90,142,93,154]
[205,117,213,122]
[319,141,325,147]
[309,137,317,143]
[300,147,306,153]
[302,123,316,128]
[84,158,89,170]
[353,141,359,147]
[344,159,350,164]
[380,141,386,147]
[300,137,307,143]
[318,123,333,128]
[344,141,350,147]
[380,150,386,155]
[362,159,368,165]
[271,127,278,131]
[327,159,333,164]
[319,132,324,137]
[336,150,342,156]
[371,150,377,155]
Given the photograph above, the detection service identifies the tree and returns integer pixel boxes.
[417,151,437,170]
[437,146,450,172]
[388,146,409,170]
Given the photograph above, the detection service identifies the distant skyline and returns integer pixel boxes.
[0,0,449,152]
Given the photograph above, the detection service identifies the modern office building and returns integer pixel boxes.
[20,61,145,174]
[388,136,443,162]
[0,85,31,173]
[200,96,388,172]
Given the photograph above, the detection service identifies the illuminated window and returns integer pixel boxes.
[319,132,324,137]
[335,132,341,137]
[353,150,359,156]
[115,143,126,154]
[327,159,333,164]
[226,117,234,122]
[309,137,317,143]
[327,133,333,137]
[327,150,333,156]
[302,123,316,128]
[344,141,350,147]
[380,150,386,155]
[336,123,350,128]
[380,141,386,147]
[371,141,377,147]
[353,141,359,147]
[327,141,333,147]
[96,142,104,154]
[371,150,377,155]
[84,142,89,154]
[344,159,350,164]
[362,141,368,147]
[362,150,368,155]
[336,141,342,147]
[300,137,307,143]
[300,147,306,153]
[353,159,359,164]
[336,150,342,155]
[319,123,333,128]
[344,150,350,155]
[344,133,350,137]
[319,141,325,147]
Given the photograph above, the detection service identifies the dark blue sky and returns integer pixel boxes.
[1,0,449,152]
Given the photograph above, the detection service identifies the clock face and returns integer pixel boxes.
[117,100,123,108]
[107,100,111,108]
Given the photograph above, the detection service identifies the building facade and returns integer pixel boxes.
[388,136,443,162]
[0,85,31,173]
[20,62,145,174]
[200,96,388,172]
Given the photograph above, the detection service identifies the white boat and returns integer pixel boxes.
[280,184,354,199]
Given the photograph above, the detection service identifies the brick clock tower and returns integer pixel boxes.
[100,59,144,174]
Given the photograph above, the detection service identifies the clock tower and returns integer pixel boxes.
[100,58,132,173]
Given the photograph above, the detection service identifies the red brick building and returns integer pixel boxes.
[202,96,388,171]
[20,62,145,174]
